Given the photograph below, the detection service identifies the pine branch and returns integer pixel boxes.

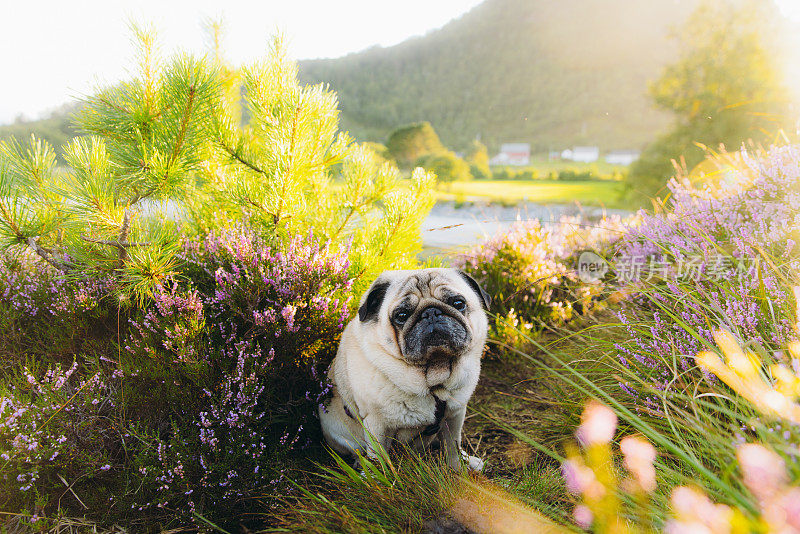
[26,237,72,273]
[377,213,404,259]
[0,202,22,237]
[168,85,196,169]
[332,200,367,240]
[216,134,268,175]
[117,209,131,265]
[0,200,72,272]
[128,187,157,206]
[123,81,196,206]
[80,235,152,248]
[275,103,302,225]
[97,97,129,116]
[354,213,405,280]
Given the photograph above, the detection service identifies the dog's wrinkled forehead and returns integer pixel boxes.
[394,271,454,302]
[358,268,490,323]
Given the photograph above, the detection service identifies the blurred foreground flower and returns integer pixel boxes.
[697,329,800,425]
[737,444,800,533]
[620,435,657,493]
[576,401,618,446]
[664,486,737,534]
[562,401,658,533]
[665,442,800,534]
[666,322,800,534]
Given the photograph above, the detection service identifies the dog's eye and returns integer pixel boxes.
[451,298,466,311]
[393,310,410,324]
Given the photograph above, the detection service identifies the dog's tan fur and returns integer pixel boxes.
[318,268,488,471]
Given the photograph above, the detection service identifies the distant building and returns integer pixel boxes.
[605,150,640,166]
[561,146,600,163]
[489,143,531,166]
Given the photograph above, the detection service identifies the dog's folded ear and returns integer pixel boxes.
[457,270,491,310]
[358,281,391,322]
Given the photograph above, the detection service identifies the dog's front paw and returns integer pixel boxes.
[448,449,484,472]
[462,451,484,472]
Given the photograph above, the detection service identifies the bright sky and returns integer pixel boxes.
[0,0,484,124]
[1,0,798,125]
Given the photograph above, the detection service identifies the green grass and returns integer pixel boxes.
[438,179,632,209]
[268,445,462,533]
[266,310,636,533]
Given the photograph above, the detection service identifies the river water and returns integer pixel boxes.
[420,201,630,257]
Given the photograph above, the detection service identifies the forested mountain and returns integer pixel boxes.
[17,0,794,156]
[298,0,700,152]
[0,104,80,158]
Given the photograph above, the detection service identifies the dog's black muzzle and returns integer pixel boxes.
[403,306,470,363]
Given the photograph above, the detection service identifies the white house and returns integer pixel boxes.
[605,150,640,166]
[489,143,531,166]
[563,146,600,163]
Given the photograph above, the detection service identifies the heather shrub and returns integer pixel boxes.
[0,226,354,528]
[126,226,353,526]
[0,254,117,366]
[520,146,800,531]
[456,216,627,343]
[121,282,209,427]
[0,362,122,523]
[0,255,127,523]
[125,282,205,365]
[515,282,800,531]
[613,145,800,406]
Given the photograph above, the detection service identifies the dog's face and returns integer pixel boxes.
[357,268,490,371]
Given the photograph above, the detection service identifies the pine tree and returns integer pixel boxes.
[0,28,435,299]
[197,35,435,293]
[0,24,218,301]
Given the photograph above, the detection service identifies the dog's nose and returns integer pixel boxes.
[420,307,448,335]
[421,307,443,320]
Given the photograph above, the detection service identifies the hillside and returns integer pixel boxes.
[299,0,699,152]
[0,104,80,158]
[1,0,728,156]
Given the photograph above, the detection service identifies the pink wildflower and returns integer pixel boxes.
[561,458,594,494]
[561,457,605,500]
[778,488,800,530]
[573,504,593,529]
[736,444,787,502]
[620,435,657,493]
[576,401,617,446]
[667,486,733,534]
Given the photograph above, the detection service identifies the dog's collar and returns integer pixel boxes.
[421,394,447,436]
[343,393,447,437]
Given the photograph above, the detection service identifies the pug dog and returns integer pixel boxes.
[318,268,490,471]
